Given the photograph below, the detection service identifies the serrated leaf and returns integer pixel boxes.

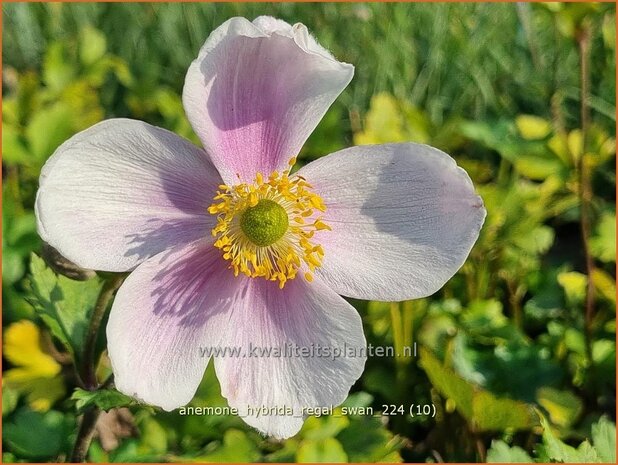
[539,413,600,462]
[28,253,103,360]
[71,388,138,413]
[487,440,533,462]
[592,416,616,463]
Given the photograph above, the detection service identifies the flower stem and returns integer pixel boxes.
[81,275,124,389]
[577,23,595,365]
[70,407,101,463]
[390,302,404,364]
[72,274,124,462]
[402,300,414,363]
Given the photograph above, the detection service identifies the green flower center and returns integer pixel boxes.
[240,199,289,247]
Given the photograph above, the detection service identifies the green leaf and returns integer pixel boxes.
[536,387,583,428]
[459,119,521,160]
[486,440,533,462]
[43,42,76,93]
[1,123,32,166]
[300,413,349,440]
[3,249,27,286]
[297,438,348,463]
[2,452,18,463]
[71,388,138,413]
[25,102,74,163]
[591,416,616,463]
[79,26,107,66]
[3,210,40,285]
[28,253,103,360]
[139,417,168,454]
[3,408,69,459]
[193,429,260,462]
[108,438,163,462]
[341,391,374,409]
[337,415,404,462]
[513,153,564,181]
[420,348,537,431]
[512,225,555,254]
[603,12,616,50]
[2,385,20,418]
[539,413,600,462]
[590,212,616,263]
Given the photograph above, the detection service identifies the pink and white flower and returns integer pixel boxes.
[35,16,485,438]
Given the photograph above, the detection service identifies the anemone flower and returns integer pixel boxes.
[35,16,486,438]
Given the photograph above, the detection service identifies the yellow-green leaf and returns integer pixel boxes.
[515,115,552,140]
[557,271,587,305]
[354,93,430,145]
[592,269,616,305]
[536,387,583,428]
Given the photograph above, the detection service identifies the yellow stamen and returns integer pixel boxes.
[208,160,330,288]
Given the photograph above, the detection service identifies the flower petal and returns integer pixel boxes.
[35,119,220,272]
[182,16,354,184]
[297,143,486,301]
[214,275,366,439]
[107,240,236,411]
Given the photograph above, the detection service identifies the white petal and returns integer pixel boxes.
[35,119,220,272]
[298,143,486,301]
[107,240,236,411]
[214,275,366,439]
[182,16,353,184]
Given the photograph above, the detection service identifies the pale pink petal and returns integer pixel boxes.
[35,119,220,272]
[182,16,353,184]
[214,275,366,439]
[107,240,237,411]
[297,143,486,301]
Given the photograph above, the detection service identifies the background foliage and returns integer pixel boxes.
[2,2,616,463]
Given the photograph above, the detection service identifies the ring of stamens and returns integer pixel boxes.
[208,158,331,289]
